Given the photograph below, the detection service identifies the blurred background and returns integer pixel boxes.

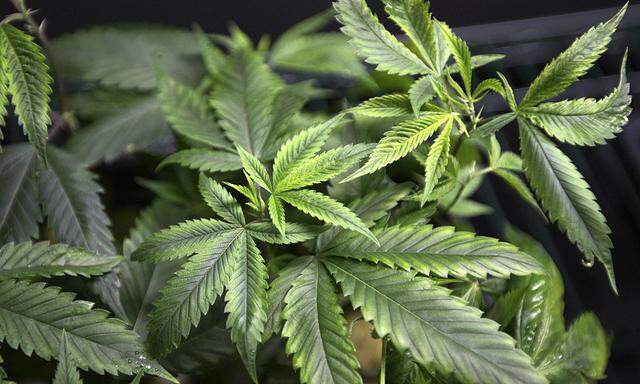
[1,0,639,382]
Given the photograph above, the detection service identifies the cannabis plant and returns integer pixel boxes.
[0,0,631,383]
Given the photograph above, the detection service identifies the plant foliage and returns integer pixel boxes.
[0,0,629,382]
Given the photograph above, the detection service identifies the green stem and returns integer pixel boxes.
[380,338,387,384]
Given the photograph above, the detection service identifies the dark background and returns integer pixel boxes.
[0,0,633,38]
[1,0,639,383]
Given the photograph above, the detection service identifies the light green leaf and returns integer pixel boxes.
[0,241,120,279]
[520,5,627,107]
[324,257,545,384]
[224,235,269,383]
[277,144,373,192]
[195,26,225,77]
[131,218,237,262]
[421,119,452,204]
[272,115,345,185]
[334,0,429,75]
[439,22,472,94]
[157,72,229,149]
[524,52,631,146]
[448,54,505,74]
[0,54,9,128]
[53,330,83,384]
[542,313,609,383]
[147,228,244,355]
[282,258,361,384]
[199,175,245,225]
[268,195,286,236]
[497,73,518,111]
[384,0,440,73]
[350,94,413,118]
[471,113,516,138]
[519,119,616,292]
[278,189,378,245]
[344,113,451,181]
[324,224,543,279]
[504,225,565,365]
[0,25,52,163]
[473,78,505,99]
[0,279,176,382]
[236,145,272,192]
[447,198,494,217]
[158,149,243,173]
[409,76,435,117]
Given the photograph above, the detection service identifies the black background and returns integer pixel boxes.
[0,0,633,38]
[1,0,639,383]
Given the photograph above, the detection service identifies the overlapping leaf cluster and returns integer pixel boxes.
[0,0,629,383]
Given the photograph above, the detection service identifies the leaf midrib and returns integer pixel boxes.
[325,259,517,379]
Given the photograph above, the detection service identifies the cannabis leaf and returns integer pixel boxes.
[520,5,626,107]
[0,241,120,279]
[421,118,453,203]
[383,0,442,74]
[270,9,369,81]
[325,257,545,384]
[282,257,361,384]
[0,24,52,162]
[53,331,83,384]
[519,119,616,291]
[211,47,282,158]
[65,95,169,166]
[350,94,413,118]
[542,313,609,383]
[118,198,191,338]
[0,144,41,242]
[263,256,315,341]
[0,279,176,382]
[334,0,430,75]
[159,149,243,173]
[501,225,565,364]
[238,117,377,243]
[523,51,631,146]
[439,21,473,95]
[343,112,453,182]
[132,175,315,382]
[408,76,436,117]
[52,26,200,90]
[0,57,9,128]
[39,147,115,255]
[157,71,230,150]
[500,225,609,383]
[224,234,268,383]
[323,224,543,279]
